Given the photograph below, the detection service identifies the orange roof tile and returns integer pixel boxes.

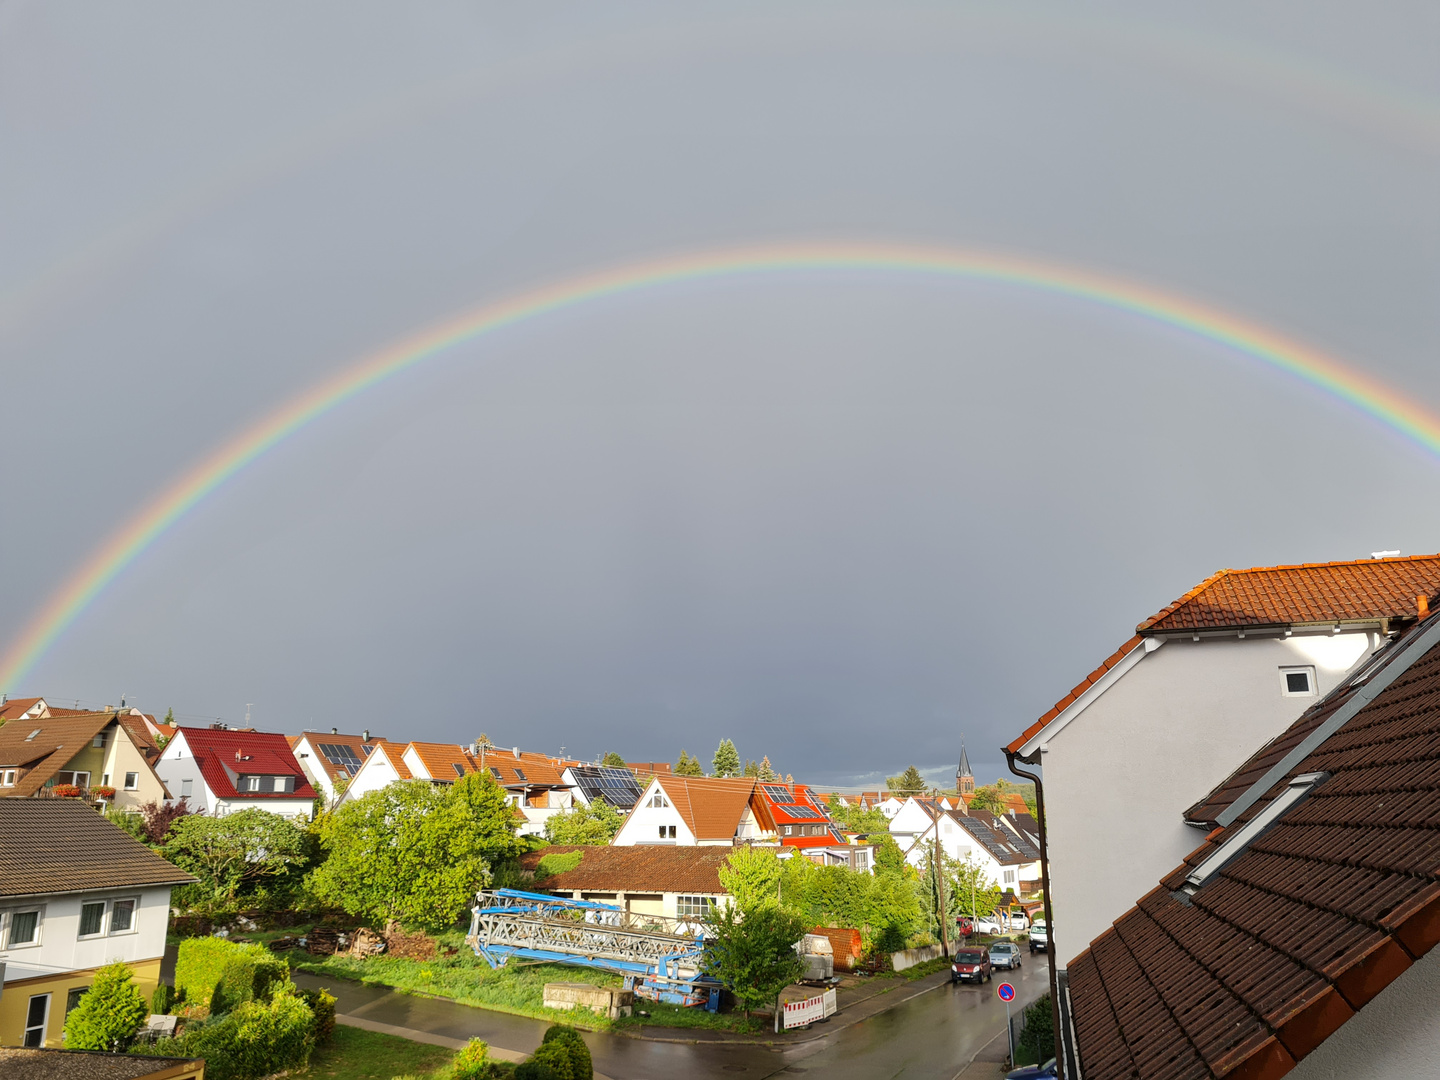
[653,775,760,841]
[0,697,44,722]
[1137,553,1440,633]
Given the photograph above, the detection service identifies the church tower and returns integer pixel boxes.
[957,740,975,796]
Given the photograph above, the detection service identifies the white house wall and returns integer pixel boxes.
[612,782,698,846]
[0,883,173,984]
[1044,631,1379,969]
[154,733,210,813]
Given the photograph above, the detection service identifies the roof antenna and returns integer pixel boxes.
[245,704,252,726]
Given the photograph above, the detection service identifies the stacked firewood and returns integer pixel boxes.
[348,927,387,958]
[383,920,438,961]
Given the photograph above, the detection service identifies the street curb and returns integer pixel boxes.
[333,1011,612,1079]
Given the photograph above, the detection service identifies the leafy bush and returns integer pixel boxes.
[542,1025,591,1080]
[299,986,337,1043]
[64,961,148,1049]
[166,808,312,915]
[175,937,290,1011]
[452,1038,491,1080]
[151,982,173,1015]
[106,808,150,842]
[1018,993,1055,1061]
[144,991,316,1080]
[541,801,622,846]
[704,903,807,1017]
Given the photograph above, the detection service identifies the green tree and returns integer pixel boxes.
[543,800,623,845]
[600,751,627,768]
[758,756,777,782]
[886,766,928,794]
[712,739,741,778]
[674,751,704,776]
[163,707,175,725]
[308,774,521,929]
[164,808,311,912]
[742,759,759,777]
[969,784,1008,815]
[718,846,783,911]
[952,854,1003,924]
[827,799,891,835]
[704,902,807,1017]
[64,960,148,1049]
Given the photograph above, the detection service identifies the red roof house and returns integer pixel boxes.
[154,726,317,818]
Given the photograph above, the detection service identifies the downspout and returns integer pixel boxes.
[1006,747,1067,1079]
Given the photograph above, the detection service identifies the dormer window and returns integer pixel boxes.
[1281,666,1316,697]
[453,763,467,778]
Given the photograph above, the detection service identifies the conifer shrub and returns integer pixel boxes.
[451,1038,491,1080]
[298,987,337,1043]
[541,1025,591,1080]
[528,1038,574,1080]
[151,982,173,1015]
[142,991,315,1080]
[64,961,149,1050]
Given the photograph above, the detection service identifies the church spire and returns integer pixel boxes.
[957,739,975,795]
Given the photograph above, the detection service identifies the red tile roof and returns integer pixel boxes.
[0,697,44,722]
[176,727,316,801]
[1137,554,1440,634]
[519,845,732,894]
[653,775,763,841]
[1010,555,1440,757]
[754,782,847,846]
[1068,621,1440,1079]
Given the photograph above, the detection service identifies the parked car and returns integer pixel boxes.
[951,947,992,984]
[957,915,974,937]
[1029,921,1049,954]
[970,916,1004,935]
[989,941,1022,970]
[1006,1059,1058,1078]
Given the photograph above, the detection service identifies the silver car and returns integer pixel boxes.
[989,941,1022,970]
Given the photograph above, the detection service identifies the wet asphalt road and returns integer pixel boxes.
[293,955,1052,1080]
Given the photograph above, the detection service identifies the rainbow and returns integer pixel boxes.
[4,240,1438,693]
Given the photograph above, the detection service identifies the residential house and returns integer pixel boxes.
[1063,608,1440,1080]
[900,807,1041,896]
[336,741,572,835]
[562,764,645,810]
[751,781,873,870]
[289,729,387,805]
[886,795,956,851]
[1007,553,1440,968]
[611,774,772,847]
[154,727,316,818]
[0,697,49,724]
[0,800,196,1047]
[518,845,733,931]
[0,712,169,811]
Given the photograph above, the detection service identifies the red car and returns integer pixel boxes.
[951,947,992,984]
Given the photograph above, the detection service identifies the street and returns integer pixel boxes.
[295,955,1052,1079]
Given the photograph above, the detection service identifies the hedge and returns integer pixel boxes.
[175,937,289,1012]
[542,1025,591,1080]
[142,992,315,1080]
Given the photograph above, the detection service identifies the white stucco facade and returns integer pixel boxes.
[612,780,698,846]
[1032,628,1382,968]
[154,731,313,819]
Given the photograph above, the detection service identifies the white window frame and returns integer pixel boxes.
[23,992,51,1047]
[4,905,45,949]
[108,896,139,936]
[78,899,108,938]
[649,792,668,808]
[180,778,193,798]
[124,771,139,790]
[1003,869,1016,884]
[1,769,15,787]
[676,895,716,919]
[92,731,107,748]
[1280,665,1317,697]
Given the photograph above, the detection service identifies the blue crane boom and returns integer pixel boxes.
[466,889,721,1008]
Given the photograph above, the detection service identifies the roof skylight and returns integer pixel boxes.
[1182,772,1326,895]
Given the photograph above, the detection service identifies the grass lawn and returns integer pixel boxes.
[291,946,624,1030]
[290,1024,455,1080]
[291,938,761,1034]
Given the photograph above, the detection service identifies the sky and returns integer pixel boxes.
[3,2,1439,789]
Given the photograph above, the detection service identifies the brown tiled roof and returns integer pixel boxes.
[653,774,760,841]
[0,799,196,897]
[295,730,389,780]
[473,748,566,787]
[1068,623,1440,1079]
[118,713,161,762]
[0,697,44,722]
[0,1047,205,1080]
[1136,554,1440,634]
[519,845,732,894]
[0,711,115,795]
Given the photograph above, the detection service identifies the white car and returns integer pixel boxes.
[972,916,1004,936]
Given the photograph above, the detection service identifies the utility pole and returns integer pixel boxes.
[933,790,950,956]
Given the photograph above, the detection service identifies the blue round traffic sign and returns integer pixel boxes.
[997,982,1016,1002]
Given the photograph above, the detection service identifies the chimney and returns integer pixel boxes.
[236,750,242,761]
[332,727,338,735]
[1420,595,1431,618]
[513,747,520,758]
[363,729,370,742]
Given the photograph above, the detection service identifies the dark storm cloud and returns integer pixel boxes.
[3,1,1438,785]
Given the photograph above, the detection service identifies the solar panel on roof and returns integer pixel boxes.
[777,804,823,821]
[762,784,792,801]
[317,743,363,769]
[569,765,643,809]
